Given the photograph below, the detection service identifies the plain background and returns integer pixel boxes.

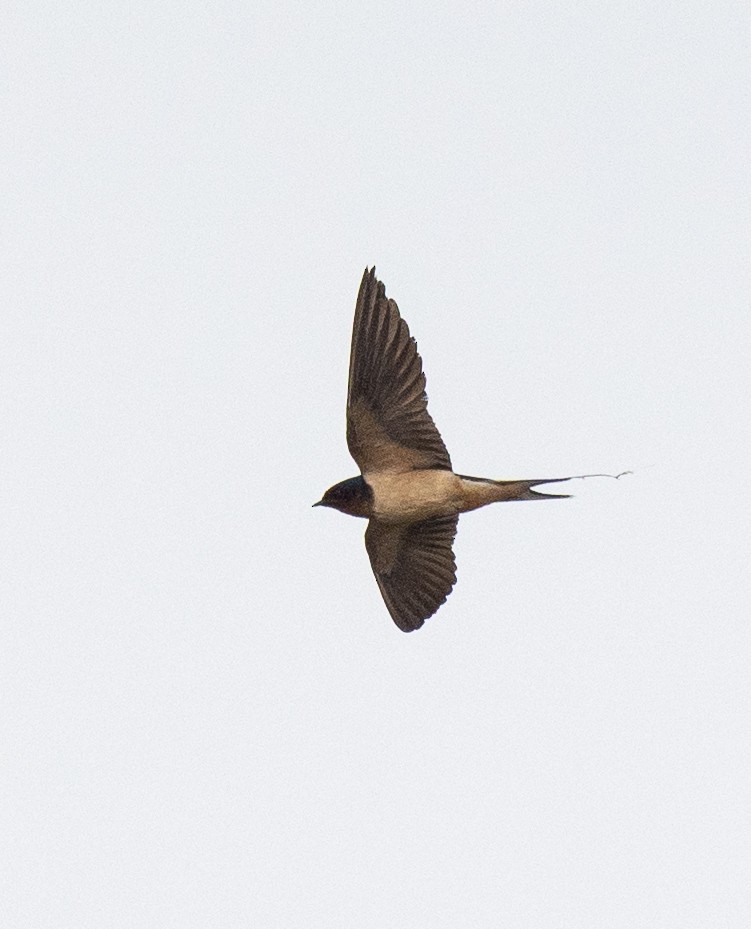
[2,2,750,927]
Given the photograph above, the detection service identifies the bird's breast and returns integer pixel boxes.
[365,469,463,524]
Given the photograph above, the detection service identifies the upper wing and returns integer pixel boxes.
[346,268,452,474]
[364,515,459,632]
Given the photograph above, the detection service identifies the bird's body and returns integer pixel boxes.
[315,268,623,632]
[347,470,566,524]
[366,468,462,523]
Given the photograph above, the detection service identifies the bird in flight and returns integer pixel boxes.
[314,268,626,632]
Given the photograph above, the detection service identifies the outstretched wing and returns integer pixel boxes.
[364,515,459,632]
[347,268,452,474]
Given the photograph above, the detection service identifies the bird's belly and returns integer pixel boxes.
[365,469,462,524]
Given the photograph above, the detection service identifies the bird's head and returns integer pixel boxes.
[313,476,373,518]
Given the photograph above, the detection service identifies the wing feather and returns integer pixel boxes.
[347,268,452,474]
[364,515,459,632]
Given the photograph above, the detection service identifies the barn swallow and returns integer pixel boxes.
[315,268,626,632]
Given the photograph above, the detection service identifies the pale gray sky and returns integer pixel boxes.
[2,2,750,927]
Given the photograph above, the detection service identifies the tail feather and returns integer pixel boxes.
[494,478,572,500]
[489,471,632,501]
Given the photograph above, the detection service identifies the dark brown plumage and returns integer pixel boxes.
[346,269,451,474]
[314,267,626,632]
[364,515,458,632]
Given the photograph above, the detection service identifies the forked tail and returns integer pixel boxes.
[493,471,632,500]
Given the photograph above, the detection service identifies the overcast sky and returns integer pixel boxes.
[3,2,750,927]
